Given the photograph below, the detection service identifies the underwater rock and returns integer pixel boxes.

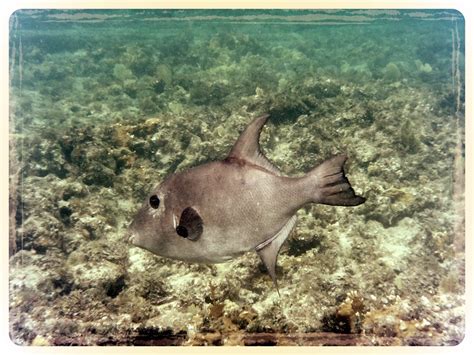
[17,212,63,253]
[13,174,82,253]
[264,93,311,124]
[70,259,125,297]
[151,79,166,94]
[364,313,399,337]
[304,78,342,99]
[108,84,123,96]
[356,143,378,165]
[399,119,421,154]
[67,240,127,297]
[123,45,157,77]
[126,273,168,304]
[27,140,67,178]
[189,80,230,106]
[151,64,173,95]
[383,62,401,82]
[155,64,173,86]
[123,79,139,98]
[159,32,193,65]
[322,291,365,334]
[32,60,72,82]
[82,163,116,187]
[10,250,72,312]
[113,63,133,82]
[70,143,118,187]
[340,62,373,81]
[437,92,457,114]
[415,59,432,74]
[240,54,279,93]
[362,183,429,228]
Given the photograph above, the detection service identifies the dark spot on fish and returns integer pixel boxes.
[176,225,188,238]
[223,156,273,174]
[149,195,160,209]
[223,156,247,166]
[178,207,203,240]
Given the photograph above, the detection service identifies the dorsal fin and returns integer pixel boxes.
[227,114,281,175]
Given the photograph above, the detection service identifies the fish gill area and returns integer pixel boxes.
[8,10,464,346]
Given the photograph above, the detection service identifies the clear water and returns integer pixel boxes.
[10,10,465,128]
[9,9,465,346]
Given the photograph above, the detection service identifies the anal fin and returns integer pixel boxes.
[256,215,297,295]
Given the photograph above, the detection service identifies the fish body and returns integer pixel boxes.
[128,114,365,286]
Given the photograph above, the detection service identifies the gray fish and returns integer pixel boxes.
[128,114,365,290]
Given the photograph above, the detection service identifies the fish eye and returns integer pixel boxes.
[149,195,160,209]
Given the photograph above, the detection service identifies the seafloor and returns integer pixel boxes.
[9,10,465,345]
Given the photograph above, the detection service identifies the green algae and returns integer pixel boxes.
[383,62,401,82]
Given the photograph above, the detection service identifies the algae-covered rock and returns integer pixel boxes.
[383,62,401,82]
[304,78,342,98]
[415,59,432,74]
[25,140,68,178]
[341,62,373,81]
[155,64,173,86]
[113,63,134,82]
[399,119,422,154]
[189,80,231,105]
[70,142,117,187]
[70,260,125,297]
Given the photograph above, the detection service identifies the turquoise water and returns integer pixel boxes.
[9,10,465,345]
[10,10,464,129]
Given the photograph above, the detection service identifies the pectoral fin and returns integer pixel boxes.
[256,215,297,295]
[176,207,203,241]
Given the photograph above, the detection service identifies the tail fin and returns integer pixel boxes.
[310,154,365,206]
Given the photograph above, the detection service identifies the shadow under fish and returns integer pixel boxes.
[128,114,365,294]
